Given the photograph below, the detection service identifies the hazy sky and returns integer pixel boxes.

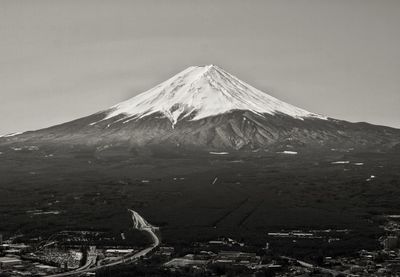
[1,0,400,135]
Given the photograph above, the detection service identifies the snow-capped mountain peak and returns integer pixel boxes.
[96,65,326,126]
[4,64,399,152]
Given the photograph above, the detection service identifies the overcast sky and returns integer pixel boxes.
[1,0,399,135]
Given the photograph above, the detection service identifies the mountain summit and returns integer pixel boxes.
[96,65,325,127]
[1,65,399,152]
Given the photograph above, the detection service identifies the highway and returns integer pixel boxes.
[48,211,160,277]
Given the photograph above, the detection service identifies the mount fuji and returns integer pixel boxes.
[1,65,399,152]
[94,65,326,127]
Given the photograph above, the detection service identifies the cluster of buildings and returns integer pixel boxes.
[1,216,400,277]
[299,248,400,276]
[207,237,245,247]
[0,231,138,276]
[0,256,23,270]
[0,256,59,276]
[164,250,262,269]
[267,228,349,243]
[381,216,400,251]
[285,217,400,276]
[0,240,61,276]
[26,248,82,269]
[157,238,284,275]
[0,243,30,256]
[383,235,399,251]
[163,249,271,276]
[0,242,29,271]
[157,226,400,276]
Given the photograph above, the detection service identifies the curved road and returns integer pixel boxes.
[48,212,159,277]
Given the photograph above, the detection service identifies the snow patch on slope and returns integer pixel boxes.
[0,132,23,138]
[278,151,298,155]
[94,65,326,127]
[331,161,350,164]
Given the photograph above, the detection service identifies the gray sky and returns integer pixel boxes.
[1,0,399,135]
